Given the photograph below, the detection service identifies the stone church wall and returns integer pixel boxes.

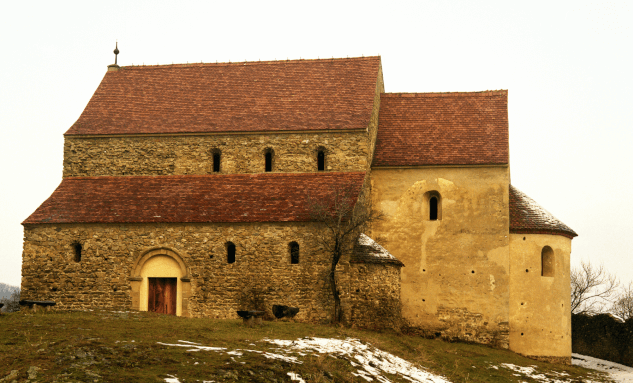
[21,222,345,322]
[369,165,511,347]
[63,131,369,177]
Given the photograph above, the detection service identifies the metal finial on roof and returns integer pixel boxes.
[113,42,119,65]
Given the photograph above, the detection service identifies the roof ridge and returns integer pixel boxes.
[119,56,381,70]
[383,90,507,97]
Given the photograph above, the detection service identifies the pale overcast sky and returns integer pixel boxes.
[1,1,631,289]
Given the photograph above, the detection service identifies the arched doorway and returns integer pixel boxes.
[129,247,192,317]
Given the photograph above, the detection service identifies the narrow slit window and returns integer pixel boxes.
[429,196,438,220]
[290,242,300,264]
[541,246,554,277]
[73,242,82,262]
[227,242,236,264]
[213,152,221,172]
[265,150,273,172]
[317,150,325,171]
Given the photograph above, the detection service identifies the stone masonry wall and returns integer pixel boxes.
[63,131,369,177]
[345,263,401,329]
[21,222,345,322]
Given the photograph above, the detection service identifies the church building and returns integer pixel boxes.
[21,54,577,364]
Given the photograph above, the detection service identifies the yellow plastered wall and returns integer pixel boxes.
[369,166,510,344]
[509,233,571,359]
[139,255,184,316]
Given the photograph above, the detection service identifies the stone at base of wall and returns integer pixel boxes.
[523,355,571,365]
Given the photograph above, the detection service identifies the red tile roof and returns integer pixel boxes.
[23,173,366,224]
[372,91,509,166]
[509,185,577,238]
[66,57,381,135]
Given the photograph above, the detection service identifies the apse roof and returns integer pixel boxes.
[509,185,577,238]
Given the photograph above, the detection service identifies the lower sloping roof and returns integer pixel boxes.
[509,185,578,238]
[23,172,365,224]
[351,233,404,266]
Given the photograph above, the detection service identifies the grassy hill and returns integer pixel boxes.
[0,310,613,382]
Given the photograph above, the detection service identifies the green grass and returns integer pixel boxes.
[0,310,613,382]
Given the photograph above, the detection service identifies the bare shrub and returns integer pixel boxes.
[611,282,633,321]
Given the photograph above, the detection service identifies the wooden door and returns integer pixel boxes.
[148,278,177,315]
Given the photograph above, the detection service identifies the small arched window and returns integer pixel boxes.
[264,148,274,172]
[424,191,442,221]
[226,242,236,264]
[73,242,82,262]
[290,242,300,264]
[317,150,325,171]
[541,246,554,277]
[212,150,221,173]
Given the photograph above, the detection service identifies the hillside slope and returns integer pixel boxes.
[0,310,614,382]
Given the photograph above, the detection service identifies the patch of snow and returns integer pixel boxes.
[573,353,633,382]
[264,337,450,383]
[164,374,181,383]
[287,372,306,383]
[497,362,604,383]
[157,341,226,352]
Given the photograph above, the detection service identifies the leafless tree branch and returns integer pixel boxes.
[306,182,383,323]
[571,261,619,315]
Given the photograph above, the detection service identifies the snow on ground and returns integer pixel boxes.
[497,363,581,383]
[159,337,449,383]
[158,338,633,383]
[264,337,450,383]
[573,353,633,382]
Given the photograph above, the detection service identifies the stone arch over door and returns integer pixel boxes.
[129,247,192,317]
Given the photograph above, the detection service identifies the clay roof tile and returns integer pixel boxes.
[509,185,577,238]
[23,173,366,224]
[66,57,381,135]
[372,91,509,166]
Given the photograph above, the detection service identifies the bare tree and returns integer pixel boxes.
[0,287,21,313]
[611,282,633,321]
[307,183,382,323]
[571,261,619,315]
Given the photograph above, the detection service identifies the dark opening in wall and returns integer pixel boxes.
[212,151,221,172]
[73,242,82,262]
[430,196,438,220]
[317,150,325,171]
[226,242,236,264]
[264,148,274,172]
[289,242,300,264]
[541,246,555,277]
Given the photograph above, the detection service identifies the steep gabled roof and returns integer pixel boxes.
[509,185,578,238]
[351,233,404,266]
[23,172,365,224]
[66,57,381,135]
[372,91,509,167]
